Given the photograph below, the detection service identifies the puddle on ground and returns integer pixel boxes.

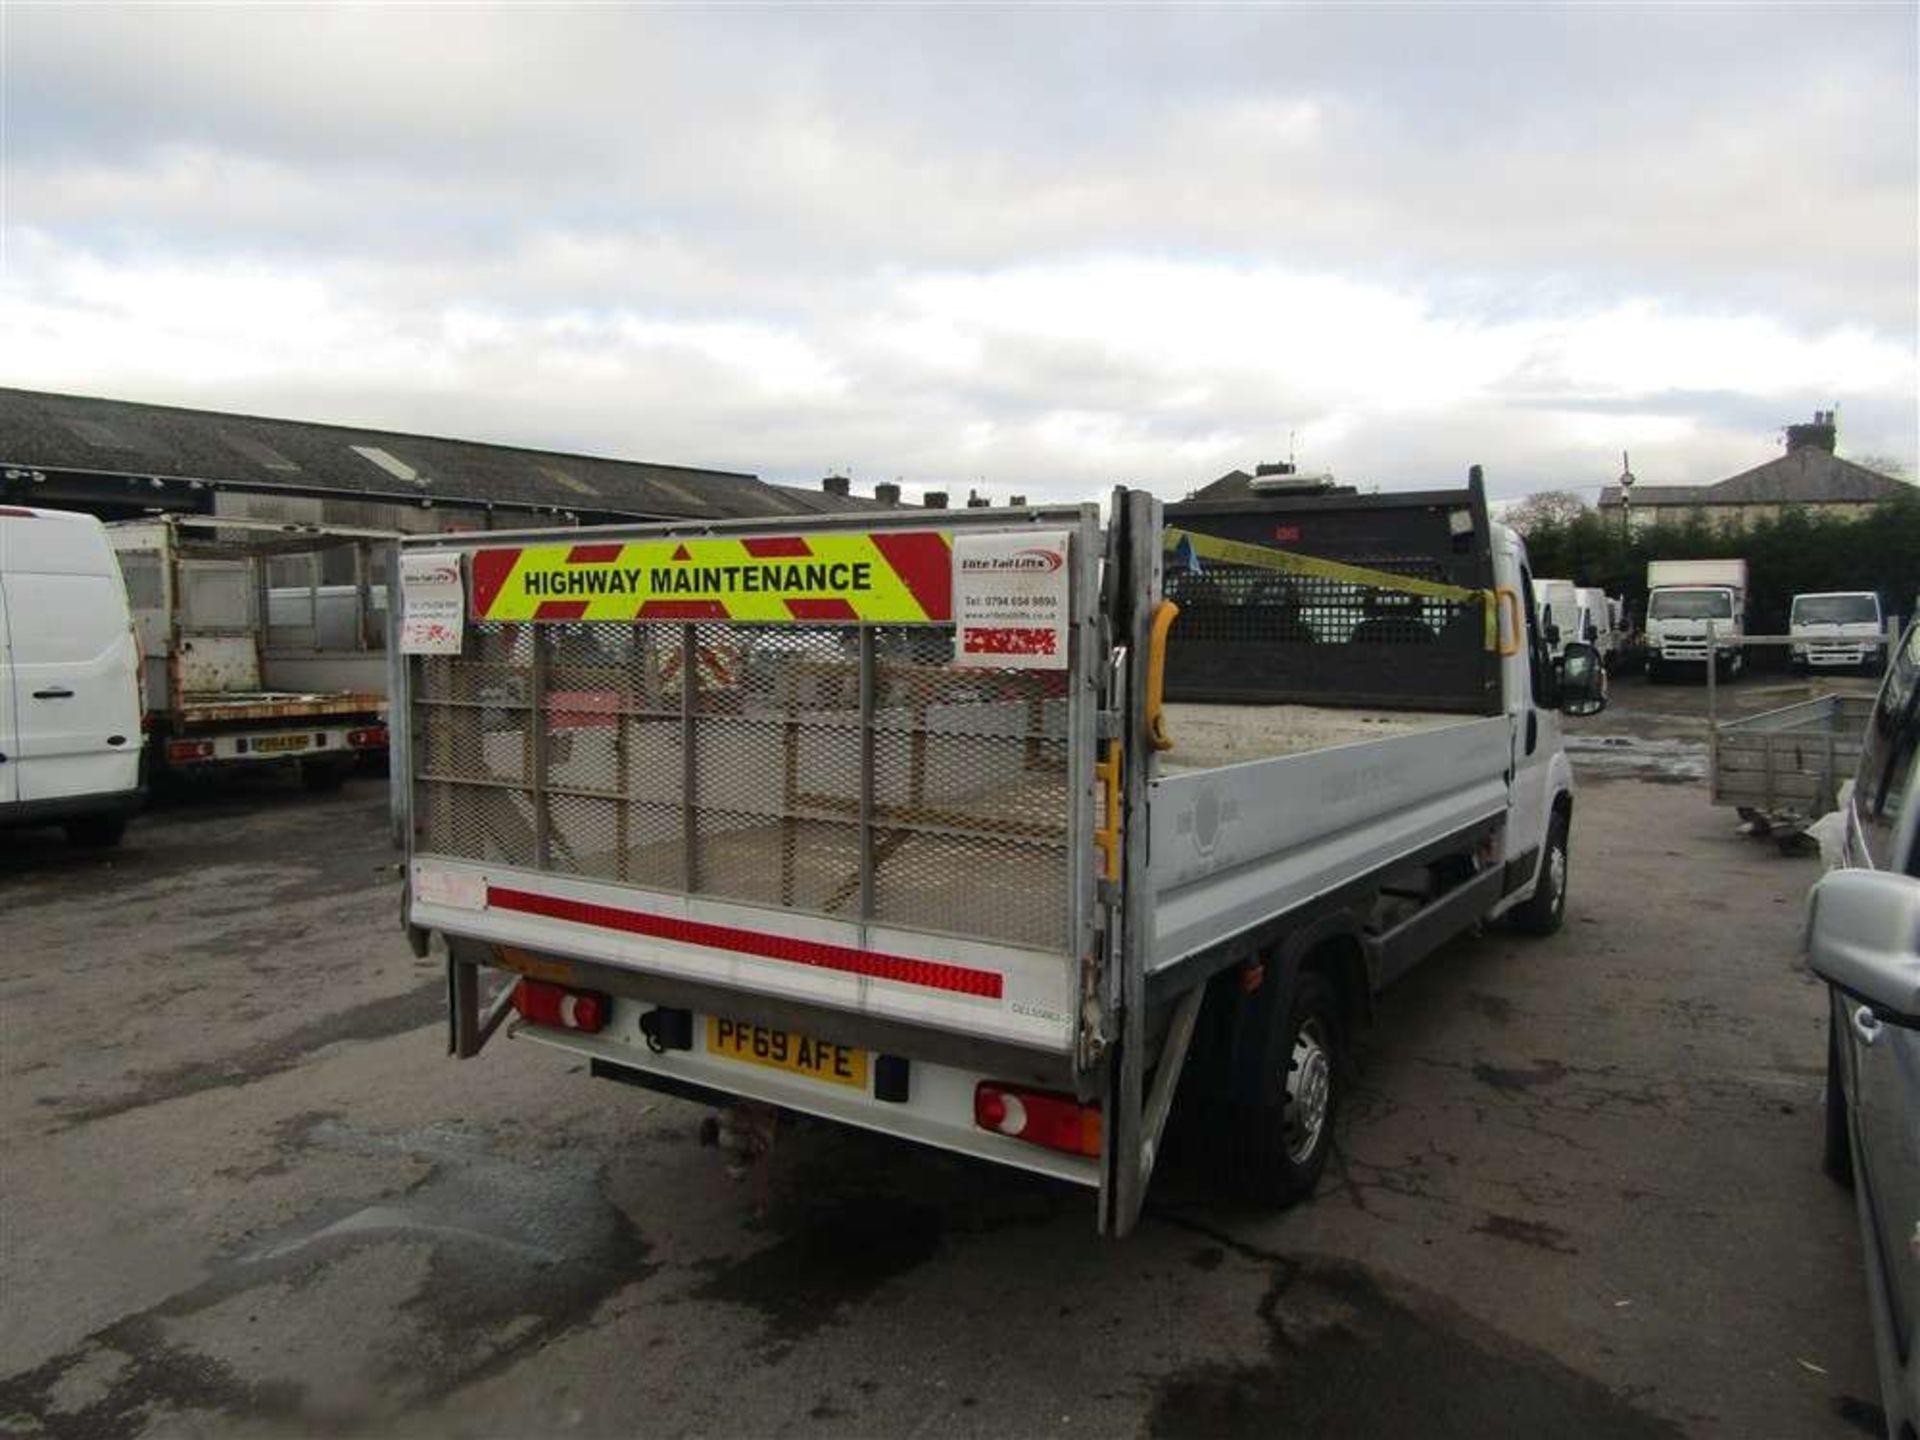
[1147,1255,1680,1439]
[1564,734,1706,784]
[0,1120,653,1440]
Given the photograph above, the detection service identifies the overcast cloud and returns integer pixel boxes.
[2,4,1914,503]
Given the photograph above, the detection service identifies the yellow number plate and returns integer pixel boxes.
[706,1018,868,1089]
[251,734,313,754]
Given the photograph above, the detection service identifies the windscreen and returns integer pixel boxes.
[1792,594,1878,625]
[1649,589,1732,621]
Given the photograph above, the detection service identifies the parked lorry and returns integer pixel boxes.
[1789,591,1887,675]
[109,516,393,787]
[1646,558,1748,681]
[396,472,1605,1235]
[1,505,144,846]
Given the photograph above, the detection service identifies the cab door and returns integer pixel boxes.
[1504,553,1562,883]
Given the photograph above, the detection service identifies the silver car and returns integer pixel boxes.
[1812,617,1920,1437]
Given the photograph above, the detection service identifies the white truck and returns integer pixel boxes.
[1789,591,1887,675]
[396,473,1605,1235]
[110,516,394,788]
[1645,558,1748,682]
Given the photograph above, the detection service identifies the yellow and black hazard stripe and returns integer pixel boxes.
[469,531,954,624]
[1163,527,1499,651]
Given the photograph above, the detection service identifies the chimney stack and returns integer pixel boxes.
[966,489,991,509]
[821,474,852,497]
[922,490,949,509]
[1785,410,1837,455]
[1008,495,1027,507]
[873,481,902,505]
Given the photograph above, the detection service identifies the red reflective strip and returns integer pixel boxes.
[486,885,1003,999]
[742,535,812,558]
[535,599,589,620]
[871,532,953,621]
[0,506,36,517]
[470,549,519,617]
[567,543,624,564]
[785,596,858,621]
[637,599,728,620]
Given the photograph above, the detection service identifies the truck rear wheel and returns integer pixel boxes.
[1219,969,1343,1206]
[1510,809,1569,936]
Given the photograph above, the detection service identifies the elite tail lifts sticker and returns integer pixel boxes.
[469,532,953,624]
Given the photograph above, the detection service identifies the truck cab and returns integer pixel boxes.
[1790,591,1886,675]
[1530,578,1579,661]
[1646,559,1749,682]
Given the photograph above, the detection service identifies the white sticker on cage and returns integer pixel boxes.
[953,530,1071,670]
[400,550,465,654]
[414,862,487,911]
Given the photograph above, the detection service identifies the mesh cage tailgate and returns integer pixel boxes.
[413,618,1075,954]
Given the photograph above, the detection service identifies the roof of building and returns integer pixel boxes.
[1599,447,1911,510]
[1186,468,1357,502]
[769,484,900,514]
[0,387,782,520]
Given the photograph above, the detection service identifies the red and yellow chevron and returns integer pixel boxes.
[468,531,953,624]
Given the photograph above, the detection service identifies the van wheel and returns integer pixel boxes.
[300,760,350,792]
[1511,809,1569,936]
[1824,1005,1854,1187]
[1646,661,1664,684]
[65,815,127,848]
[1219,970,1343,1206]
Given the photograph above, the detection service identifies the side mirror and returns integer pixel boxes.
[1584,623,1598,642]
[1544,622,1561,647]
[1807,868,1920,1026]
[1556,641,1607,717]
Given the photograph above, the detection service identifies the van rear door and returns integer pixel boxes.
[0,512,142,804]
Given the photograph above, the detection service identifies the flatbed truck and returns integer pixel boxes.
[397,471,1605,1234]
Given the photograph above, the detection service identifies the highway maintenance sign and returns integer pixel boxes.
[468,531,954,624]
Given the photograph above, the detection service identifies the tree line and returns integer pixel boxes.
[1514,489,1920,635]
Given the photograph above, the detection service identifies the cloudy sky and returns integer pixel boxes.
[2,4,1914,504]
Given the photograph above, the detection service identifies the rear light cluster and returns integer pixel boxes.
[511,979,609,1034]
[347,726,388,749]
[974,1083,1102,1158]
[167,739,215,763]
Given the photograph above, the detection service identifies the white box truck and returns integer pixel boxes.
[1646,558,1748,682]
[0,505,144,847]
[396,472,1607,1235]
[1789,591,1887,675]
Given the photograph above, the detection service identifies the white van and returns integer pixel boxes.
[1574,585,1618,661]
[1530,577,1580,659]
[0,506,144,847]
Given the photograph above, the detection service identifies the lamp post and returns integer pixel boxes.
[1617,451,1635,545]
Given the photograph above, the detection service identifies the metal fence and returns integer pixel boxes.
[412,618,1078,953]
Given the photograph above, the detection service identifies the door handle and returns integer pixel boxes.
[1852,1005,1883,1048]
[32,687,75,700]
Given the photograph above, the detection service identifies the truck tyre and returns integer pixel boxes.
[1646,660,1664,684]
[64,814,127,848]
[1823,1007,1854,1187]
[1510,809,1569,936]
[1221,969,1343,1207]
[300,759,350,792]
